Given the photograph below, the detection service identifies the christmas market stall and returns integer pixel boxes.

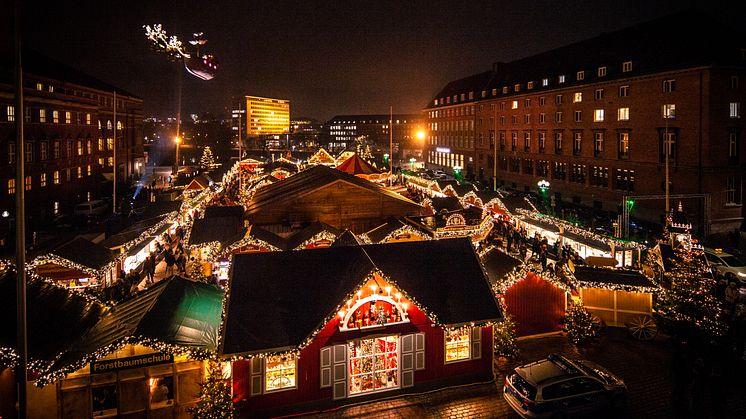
[29,237,122,289]
[361,218,430,244]
[184,174,213,193]
[36,277,224,418]
[331,230,365,247]
[334,150,356,166]
[436,180,475,198]
[188,205,248,281]
[222,238,501,417]
[283,221,341,250]
[307,147,337,167]
[405,205,493,243]
[261,159,299,180]
[335,154,384,182]
[0,262,105,418]
[570,266,659,340]
[422,196,463,214]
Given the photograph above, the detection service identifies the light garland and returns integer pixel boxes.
[567,265,659,294]
[290,230,340,251]
[372,224,432,244]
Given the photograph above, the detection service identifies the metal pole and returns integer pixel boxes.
[238,99,242,162]
[13,0,28,415]
[389,106,393,185]
[174,64,182,174]
[664,115,669,221]
[112,91,117,214]
[493,103,497,191]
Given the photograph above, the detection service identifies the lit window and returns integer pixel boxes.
[40,173,47,187]
[98,138,103,151]
[87,140,92,154]
[573,92,582,103]
[730,102,741,118]
[445,328,471,362]
[65,111,71,124]
[265,354,297,392]
[39,109,46,123]
[99,158,105,167]
[514,84,520,92]
[559,75,566,84]
[527,81,534,89]
[492,88,497,95]
[618,132,630,159]
[36,83,42,91]
[87,165,92,176]
[576,71,585,81]
[108,157,113,166]
[86,113,91,125]
[25,176,31,191]
[349,336,398,394]
[622,61,632,72]
[594,109,605,122]
[48,85,53,93]
[511,100,518,109]
[663,104,676,119]
[53,171,60,184]
[6,105,15,122]
[542,78,549,87]
[598,66,607,77]
[53,202,60,216]
[107,138,113,150]
[77,141,83,156]
[149,376,174,409]
[7,179,15,194]
[52,110,59,123]
[77,167,82,178]
[617,107,629,121]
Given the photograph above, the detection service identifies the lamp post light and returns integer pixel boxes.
[538,179,551,213]
[174,135,181,175]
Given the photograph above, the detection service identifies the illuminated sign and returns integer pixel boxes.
[91,353,173,374]
[435,147,451,153]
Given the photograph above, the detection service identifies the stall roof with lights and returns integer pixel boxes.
[331,230,364,247]
[284,221,341,250]
[335,154,381,175]
[185,174,213,191]
[188,205,246,247]
[429,196,463,213]
[51,237,118,271]
[364,218,408,243]
[222,238,501,356]
[436,180,475,197]
[480,248,522,286]
[572,266,656,290]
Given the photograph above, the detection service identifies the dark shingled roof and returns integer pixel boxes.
[247,225,288,250]
[52,237,117,270]
[437,180,476,197]
[332,230,364,247]
[365,218,408,243]
[430,196,463,213]
[245,165,418,216]
[285,221,341,250]
[481,248,522,285]
[222,238,501,356]
[189,206,246,246]
[573,266,656,289]
[53,277,223,370]
[101,215,171,249]
[0,267,104,362]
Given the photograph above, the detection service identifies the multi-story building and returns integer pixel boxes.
[426,12,745,236]
[246,95,290,135]
[0,51,144,224]
[325,114,424,162]
[289,117,323,150]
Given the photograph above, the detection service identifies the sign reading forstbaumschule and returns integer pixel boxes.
[91,353,174,374]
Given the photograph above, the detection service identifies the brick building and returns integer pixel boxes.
[0,51,144,225]
[425,12,745,236]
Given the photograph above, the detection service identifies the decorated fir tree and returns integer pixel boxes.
[200,146,216,170]
[494,315,519,359]
[189,360,234,419]
[563,304,598,345]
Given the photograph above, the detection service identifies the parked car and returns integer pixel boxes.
[704,248,746,284]
[504,353,626,418]
[433,169,447,179]
[73,200,109,217]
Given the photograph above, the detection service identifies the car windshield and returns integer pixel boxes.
[721,255,745,267]
[577,361,615,385]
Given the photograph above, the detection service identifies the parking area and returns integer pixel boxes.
[294,329,746,419]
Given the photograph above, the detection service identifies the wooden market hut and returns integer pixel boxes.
[436,180,475,198]
[405,206,492,242]
[222,238,501,417]
[284,221,341,250]
[307,148,336,167]
[424,196,463,214]
[331,230,365,247]
[184,174,213,192]
[244,165,425,234]
[572,266,658,333]
[187,205,247,248]
[363,218,429,244]
[31,237,121,288]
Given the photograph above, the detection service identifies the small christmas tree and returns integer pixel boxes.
[189,359,234,419]
[563,304,598,345]
[200,146,216,170]
[494,315,519,359]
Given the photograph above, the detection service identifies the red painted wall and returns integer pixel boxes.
[233,303,494,412]
[504,272,566,336]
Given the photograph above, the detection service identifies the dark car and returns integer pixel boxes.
[503,354,626,418]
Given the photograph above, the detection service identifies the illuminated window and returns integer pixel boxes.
[149,376,174,409]
[36,83,43,90]
[25,176,31,191]
[52,110,59,123]
[87,165,92,176]
[598,67,607,77]
[349,336,398,394]
[663,104,676,119]
[617,107,629,121]
[558,75,566,84]
[527,81,534,89]
[53,171,60,184]
[445,328,471,362]
[542,78,549,87]
[594,109,605,122]
[48,85,53,93]
[618,132,629,159]
[117,121,123,130]
[107,138,113,150]
[99,158,105,167]
[65,111,71,124]
[108,157,113,166]
[40,173,47,187]
[77,140,83,156]
[502,87,508,94]
[77,167,82,178]
[576,71,585,81]
[6,105,15,122]
[53,202,60,216]
[265,354,297,392]
[622,61,632,72]
[511,100,518,109]
[98,138,103,151]
[573,92,582,103]
[7,179,15,194]
[730,102,741,118]
[86,113,91,125]
[39,109,46,123]
[87,140,92,155]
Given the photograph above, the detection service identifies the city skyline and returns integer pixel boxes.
[14,0,746,121]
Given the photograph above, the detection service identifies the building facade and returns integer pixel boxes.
[425,12,745,236]
[325,114,424,162]
[0,51,144,224]
[245,95,290,136]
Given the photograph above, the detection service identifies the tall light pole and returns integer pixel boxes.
[389,106,393,185]
[174,135,181,176]
[112,91,117,213]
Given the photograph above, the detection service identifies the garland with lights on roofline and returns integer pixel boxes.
[492,260,572,295]
[566,265,660,294]
[290,230,340,250]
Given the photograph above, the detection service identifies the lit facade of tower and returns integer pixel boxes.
[245,96,290,135]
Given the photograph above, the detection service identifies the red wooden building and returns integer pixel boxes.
[221,238,501,417]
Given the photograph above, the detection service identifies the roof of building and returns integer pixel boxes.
[429,196,463,213]
[336,154,381,175]
[284,221,341,250]
[364,218,408,243]
[245,165,419,216]
[185,174,213,191]
[408,206,485,232]
[427,11,745,108]
[573,266,656,289]
[52,277,223,371]
[326,114,423,123]
[0,267,105,363]
[481,248,522,285]
[246,225,288,250]
[189,205,246,246]
[437,180,476,197]
[331,230,364,247]
[52,237,118,270]
[222,238,501,356]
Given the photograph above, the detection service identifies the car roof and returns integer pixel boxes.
[705,248,733,257]
[516,354,584,386]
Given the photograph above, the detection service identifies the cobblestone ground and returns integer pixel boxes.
[294,329,746,419]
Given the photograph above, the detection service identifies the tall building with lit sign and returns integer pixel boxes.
[245,96,290,136]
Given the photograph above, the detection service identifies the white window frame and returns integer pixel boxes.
[594,109,605,122]
[617,107,629,121]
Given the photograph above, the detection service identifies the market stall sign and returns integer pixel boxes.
[91,353,173,374]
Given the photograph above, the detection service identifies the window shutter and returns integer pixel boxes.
[415,333,426,371]
[400,334,415,388]
[320,346,332,388]
[332,344,347,400]
[250,358,263,396]
[471,327,482,360]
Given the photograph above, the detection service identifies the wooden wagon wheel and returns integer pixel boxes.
[626,315,658,340]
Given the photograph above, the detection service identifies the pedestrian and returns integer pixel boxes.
[143,253,155,284]
[176,251,186,274]
[164,249,176,277]
[519,242,528,263]
[540,247,548,272]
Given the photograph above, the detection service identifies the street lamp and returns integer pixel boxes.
[174,135,181,174]
[415,130,426,141]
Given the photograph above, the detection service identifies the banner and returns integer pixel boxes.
[91,352,173,374]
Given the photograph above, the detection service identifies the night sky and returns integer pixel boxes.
[21,0,746,121]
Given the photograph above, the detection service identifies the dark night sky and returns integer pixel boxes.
[21,0,746,121]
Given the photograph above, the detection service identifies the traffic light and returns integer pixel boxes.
[626,199,635,210]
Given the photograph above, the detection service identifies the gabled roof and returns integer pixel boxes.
[222,238,501,356]
[52,277,223,372]
[430,196,463,213]
[263,160,299,174]
[336,154,381,175]
[189,205,246,246]
[246,225,288,250]
[332,230,364,247]
[285,221,341,250]
[52,237,117,270]
[408,206,485,232]
[437,180,475,197]
[308,148,336,165]
[481,248,522,285]
[185,174,213,191]
[364,218,407,243]
[474,190,502,204]
[0,267,105,363]
[573,266,656,290]
[245,165,419,216]
[499,195,535,214]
